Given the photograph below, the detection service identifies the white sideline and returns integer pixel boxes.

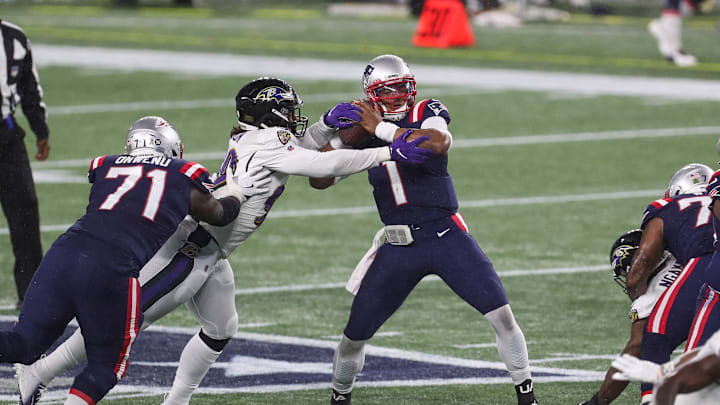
[33,44,720,101]
[0,189,663,235]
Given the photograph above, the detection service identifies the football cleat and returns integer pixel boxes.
[515,379,538,405]
[14,363,46,405]
[330,389,351,404]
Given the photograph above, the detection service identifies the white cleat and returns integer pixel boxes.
[14,363,46,405]
[648,17,698,67]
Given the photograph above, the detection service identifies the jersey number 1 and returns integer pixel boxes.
[383,162,408,206]
[99,166,167,221]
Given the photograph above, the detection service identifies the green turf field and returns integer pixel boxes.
[0,3,718,404]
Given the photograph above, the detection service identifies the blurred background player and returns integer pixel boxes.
[308,54,538,405]
[611,328,720,404]
[647,0,712,66]
[0,20,50,309]
[0,116,246,405]
[15,79,431,405]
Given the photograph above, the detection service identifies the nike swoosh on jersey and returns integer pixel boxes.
[437,228,451,238]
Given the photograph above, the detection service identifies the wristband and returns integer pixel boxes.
[374,121,399,143]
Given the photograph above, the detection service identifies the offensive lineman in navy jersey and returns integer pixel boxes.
[308,54,538,405]
[0,117,250,405]
[578,164,715,405]
[682,168,720,353]
[606,163,715,405]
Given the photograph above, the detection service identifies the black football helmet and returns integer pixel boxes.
[609,229,642,292]
[234,77,308,136]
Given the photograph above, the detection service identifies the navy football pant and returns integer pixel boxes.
[0,129,43,302]
[0,237,142,403]
[686,283,720,350]
[344,217,509,341]
[639,255,710,398]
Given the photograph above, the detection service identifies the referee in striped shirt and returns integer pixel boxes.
[0,20,50,309]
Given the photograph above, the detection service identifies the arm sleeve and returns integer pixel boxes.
[260,143,387,177]
[17,38,49,140]
[298,119,337,151]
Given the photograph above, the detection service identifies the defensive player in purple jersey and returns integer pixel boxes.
[307,54,537,405]
[0,117,249,405]
[577,164,715,405]
[578,163,715,405]
[682,167,720,353]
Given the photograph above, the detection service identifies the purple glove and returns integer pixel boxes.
[389,129,433,165]
[323,102,362,129]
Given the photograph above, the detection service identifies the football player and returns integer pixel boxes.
[15,79,432,405]
[682,167,720,354]
[610,328,720,405]
[2,116,249,405]
[307,54,538,405]
[648,0,711,67]
[578,163,715,405]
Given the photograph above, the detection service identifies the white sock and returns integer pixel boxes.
[332,335,367,394]
[36,329,87,385]
[64,393,91,405]
[485,305,532,385]
[163,332,221,405]
[660,12,683,54]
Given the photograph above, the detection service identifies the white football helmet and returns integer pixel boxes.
[665,163,713,197]
[125,116,183,158]
[362,54,416,121]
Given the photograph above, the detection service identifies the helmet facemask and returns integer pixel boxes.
[366,77,417,122]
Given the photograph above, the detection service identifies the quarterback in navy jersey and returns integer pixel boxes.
[578,164,715,405]
[0,117,246,405]
[308,54,538,405]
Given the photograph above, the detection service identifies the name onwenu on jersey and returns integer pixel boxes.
[114,155,172,167]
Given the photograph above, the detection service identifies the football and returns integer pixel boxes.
[338,123,373,147]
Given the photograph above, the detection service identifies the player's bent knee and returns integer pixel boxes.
[199,329,230,352]
[485,304,519,333]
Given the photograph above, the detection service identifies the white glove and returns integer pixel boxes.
[611,354,663,383]
[223,165,272,203]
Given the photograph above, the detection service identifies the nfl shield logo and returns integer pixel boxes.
[10,66,19,78]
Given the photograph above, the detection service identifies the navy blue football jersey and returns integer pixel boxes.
[641,193,714,265]
[65,154,212,273]
[368,98,457,225]
[707,170,720,252]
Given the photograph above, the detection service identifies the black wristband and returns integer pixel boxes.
[587,393,600,405]
[218,196,241,225]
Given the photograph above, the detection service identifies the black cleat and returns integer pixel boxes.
[330,389,351,405]
[515,379,538,405]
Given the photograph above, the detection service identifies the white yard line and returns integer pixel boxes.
[0,190,663,235]
[233,265,608,296]
[33,44,720,101]
[29,125,719,172]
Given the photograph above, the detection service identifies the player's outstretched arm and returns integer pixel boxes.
[190,166,271,226]
[653,353,720,405]
[579,319,647,405]
[626,218,666,300]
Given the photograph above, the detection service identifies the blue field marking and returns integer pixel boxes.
[0,320,601,402]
